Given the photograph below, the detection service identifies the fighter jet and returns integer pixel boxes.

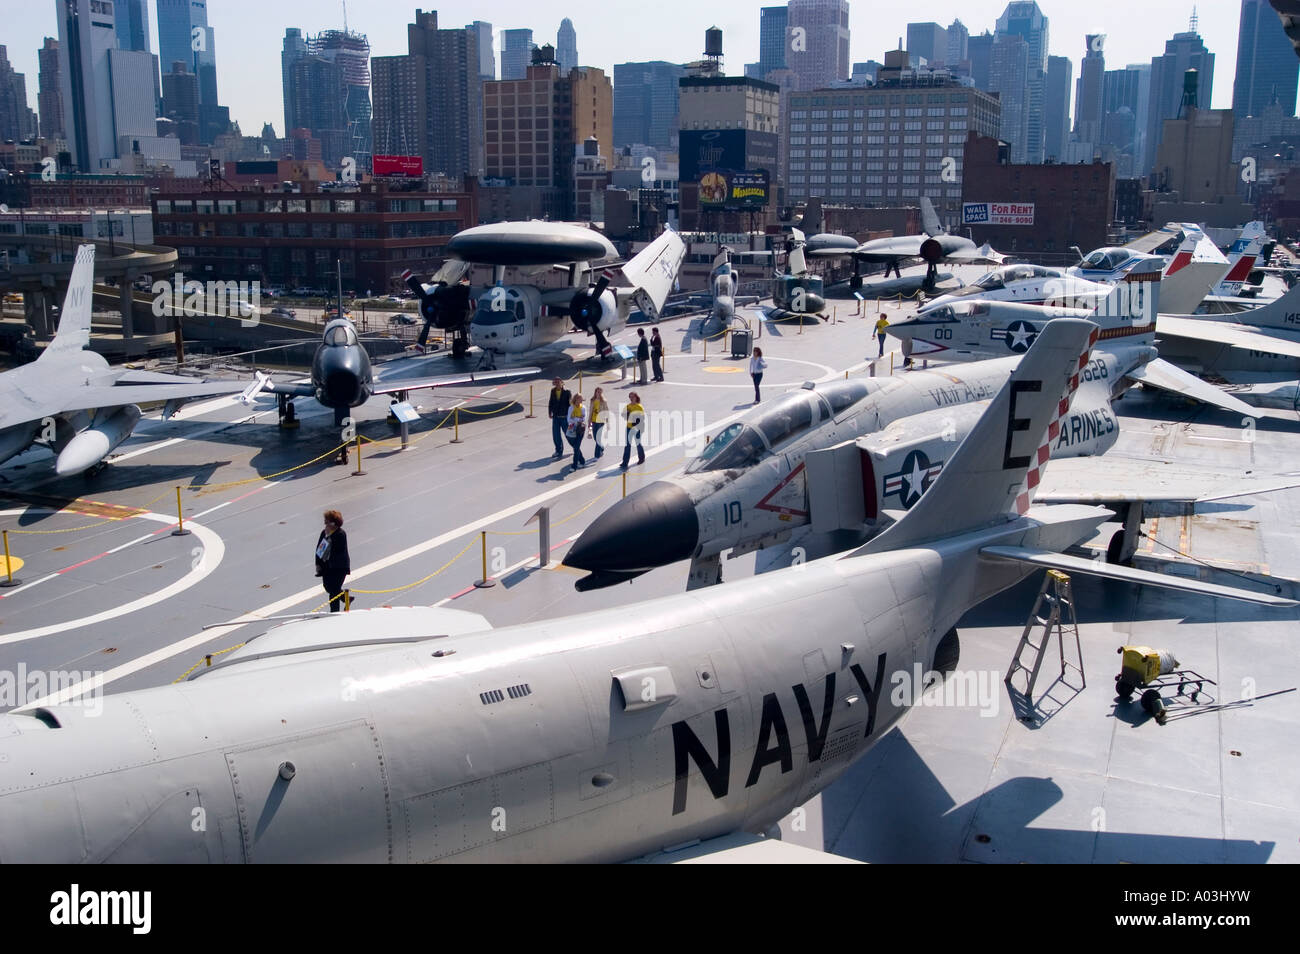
[250,315,537,427]
[758,229,828,321]
[792,198,861,259]
[0,245,258,477]
[0,318,1288,864]
[427,222,684,368]
[884,258,1258,419]
[848,196,1003,293]
[565,263,1280,589]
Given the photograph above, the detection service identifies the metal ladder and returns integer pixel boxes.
[1005,570,1086,706]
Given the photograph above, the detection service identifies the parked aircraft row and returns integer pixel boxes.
[2,318,1291,863]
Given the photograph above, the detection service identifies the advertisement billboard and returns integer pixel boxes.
[679,130,747,181]
[699,169,770,210]
[963,202,1035,226]
[373,155,425,178]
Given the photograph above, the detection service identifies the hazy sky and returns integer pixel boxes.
[8,0,1247,133]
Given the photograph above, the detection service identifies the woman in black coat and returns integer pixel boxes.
[315,509,352,611]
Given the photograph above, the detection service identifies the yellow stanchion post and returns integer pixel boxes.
[205,654,212,667]
[450,406,462,443]
[351,434,365,476]
[798,315,804,335]
[526,384,535,418]
[1,529,20,587]
[890,353,895,376]
[344,589,352,611]
[577,371,583,395]
[622,470,627,499]
[475,530,496,588]
[702,336,707,362]
[171,486,190,536]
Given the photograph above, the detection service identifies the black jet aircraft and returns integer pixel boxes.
[249,317,536,426]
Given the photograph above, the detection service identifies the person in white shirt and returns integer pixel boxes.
[566,393,588,468]
[749,347,767,404]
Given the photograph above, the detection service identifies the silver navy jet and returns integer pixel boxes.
[0,318,1289,863]
[0,245,259,477]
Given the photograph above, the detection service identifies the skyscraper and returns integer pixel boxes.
[301,30,372,169]
[282,28,308,135]
[501,29,533,81]
[38,37,65,140]
[786,0,850,91]
[469,21,495,80]
[0,46,38,143]
[947,19,969,66]
[1233,0,1299,118]
[988,33,1029,162]
[157,0,221,141]
[556,18,578,73]
[995,2,1048,163]
[1044,55,1072,162]
[114,0,151,52]
[371,9,483,179]
[1145,26,1214,175]
[759,6,788,77]
[906,22,948,67]
[57,0,116,169]
[613,61,684,151]
[1074,36,1105,146]
[967,32,993,91]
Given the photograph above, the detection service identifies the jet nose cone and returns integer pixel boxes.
[564,481,699,574]
[323,369,360,406]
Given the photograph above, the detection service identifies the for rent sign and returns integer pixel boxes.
[963,202,1035,226]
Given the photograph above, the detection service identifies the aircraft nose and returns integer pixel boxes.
[323,369,360,406]
[564,481,699,574]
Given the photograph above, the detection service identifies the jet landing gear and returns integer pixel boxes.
[1105,502,1143,566]
[450,328,470,360]
[686,554,723,590]
[277,394,300,430]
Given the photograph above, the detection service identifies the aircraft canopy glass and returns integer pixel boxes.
[816,378,875,416]
[472,299,525,326]
[1081,249,1130,271]
[754,391,816,449]
[325,322,358,346]
[685,423,768,474]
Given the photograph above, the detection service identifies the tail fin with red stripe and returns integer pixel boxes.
[857,318,1100,554]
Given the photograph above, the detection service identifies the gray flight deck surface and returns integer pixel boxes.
[2,262,1297,863]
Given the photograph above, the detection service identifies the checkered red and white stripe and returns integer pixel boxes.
[1013,326,1100,515]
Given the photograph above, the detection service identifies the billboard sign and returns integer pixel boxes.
[373,155,424,178]
[679,130,747,181]
[963,201,1035,226]
[699,169,769,210]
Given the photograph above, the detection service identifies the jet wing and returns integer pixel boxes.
[370,366,540,396]
[1035,456,1300,507]
[853,235,926,258]
[4,380,256,423]
[944,242,1005,265]
[1157,314,1300,360]
[261,378,316,397]
[1123,222,1183,254]
[980,546,1297,606]
[1126,357,1258,417]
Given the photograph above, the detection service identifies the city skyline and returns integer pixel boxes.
[7,1,1249,138]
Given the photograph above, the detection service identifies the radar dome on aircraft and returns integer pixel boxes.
[446,221,618,267]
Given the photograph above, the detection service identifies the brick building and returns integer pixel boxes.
[150,180,476,294]
[960,132,1115,258]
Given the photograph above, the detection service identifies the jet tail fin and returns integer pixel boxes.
[38,244,95,361]
[857,317,1099,555]
[920,196,944,236]
[622,227,686,320]
[1088,256,1161,337]
[800,197,824,235]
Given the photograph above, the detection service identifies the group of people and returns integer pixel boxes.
[548,378,646,471]
[634,327,665,386]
